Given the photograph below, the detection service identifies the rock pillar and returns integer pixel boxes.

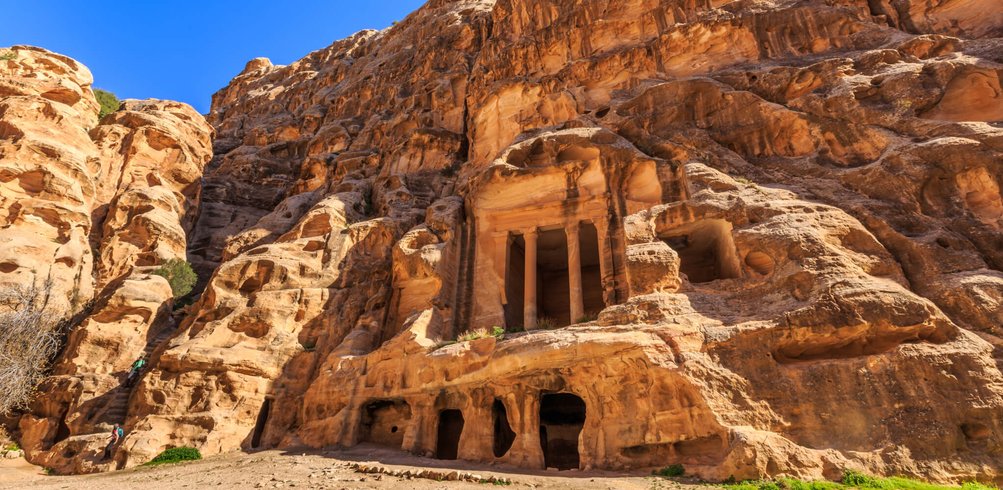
[594,219,613,307]
[566,222,584,323]
[523,228,538,330]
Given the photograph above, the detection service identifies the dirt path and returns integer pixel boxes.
[0,445,714,489]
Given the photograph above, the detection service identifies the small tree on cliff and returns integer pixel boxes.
[93,88,120,119]
[0,281,62,415]
[152,259,197,299]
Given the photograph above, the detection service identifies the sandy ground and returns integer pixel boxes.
[0,445,713,489]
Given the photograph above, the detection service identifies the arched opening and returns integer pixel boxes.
[250,398,271,449]
[436,409,464,460]
[539,393,586,470]
[492,399,516,458]
[361,400,411,448]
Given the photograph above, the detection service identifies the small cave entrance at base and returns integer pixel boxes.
[250,398,271,449]
[52,415,71,447]
[361,400,411,448]
[661,219,740,284]
[493,399,516,458]
[539,393,586,470]
[504,234,526,329]
[578,222,604,319]
[538,228,570,326]
[435,409,464,460]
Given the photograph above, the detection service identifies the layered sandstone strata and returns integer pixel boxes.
[9,0,1003,483]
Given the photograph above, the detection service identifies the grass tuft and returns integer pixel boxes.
[143,446,202,466]
[536,316,558,330]
[457,326,506,342]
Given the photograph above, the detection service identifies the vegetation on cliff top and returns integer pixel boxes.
[94,88,120,118]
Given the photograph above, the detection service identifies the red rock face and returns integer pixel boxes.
[5,0,1003,482]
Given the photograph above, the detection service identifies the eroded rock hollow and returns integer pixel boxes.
[3,0,1003,482]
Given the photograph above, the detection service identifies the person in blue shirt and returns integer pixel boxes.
[102,424,124,460]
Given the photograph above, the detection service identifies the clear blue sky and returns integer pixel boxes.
[0,1,426,113]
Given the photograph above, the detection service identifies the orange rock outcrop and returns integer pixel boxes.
[4,0,1003,482]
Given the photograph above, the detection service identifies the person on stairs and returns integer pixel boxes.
[102,423,124,461]
[125,356,147,387]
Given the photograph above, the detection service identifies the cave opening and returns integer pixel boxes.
[661,220,740,284]
[492,399,516,458]
[436,409,464,460]
[361,399,411,448]
[250,398,271,449]
[539,393,586,470]
[53,415,70,446]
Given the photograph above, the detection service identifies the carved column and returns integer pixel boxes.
[566,222,584,323]
[594,218,613,307]
[493,231,510,306]
[523,228,538,330]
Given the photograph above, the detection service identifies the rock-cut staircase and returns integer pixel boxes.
[101,325,177,425]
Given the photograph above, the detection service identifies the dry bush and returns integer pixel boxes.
[0,282,63,416]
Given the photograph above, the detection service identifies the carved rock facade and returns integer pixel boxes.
[5,0,1003,483]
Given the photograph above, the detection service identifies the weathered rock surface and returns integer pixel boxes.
[6,0,1003,483]
[0,46,214,472]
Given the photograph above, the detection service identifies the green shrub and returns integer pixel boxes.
[575,311,599,324]
[843,470,881,488]
[0,50,15,61]
[653,464,685,477]
[152,259,197,299]
[93,88,120,119]
[144,446,201,466]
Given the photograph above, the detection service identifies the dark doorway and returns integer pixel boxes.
[361,400,411,448]
[539,393,586,470]
[537,228,569,326]
[504,234,525,330]
[251,398,271,449]
[53,415,70,445]
[493,399,516,457]
[436,409,464,460]
[578,222,604,319]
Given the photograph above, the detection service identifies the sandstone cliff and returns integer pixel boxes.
[5,0,1003,483]
[0,46,214,472]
